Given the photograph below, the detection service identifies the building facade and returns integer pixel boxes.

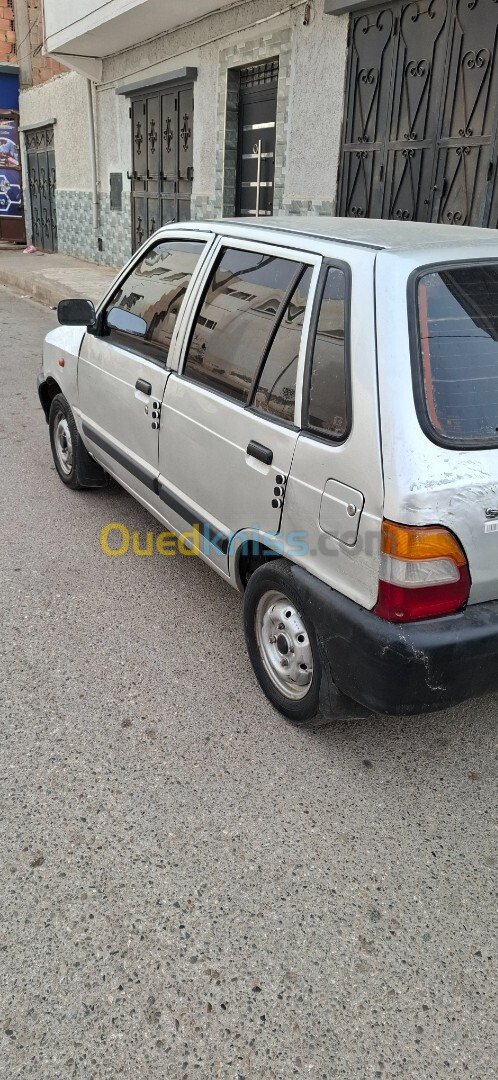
[15,0,498,266]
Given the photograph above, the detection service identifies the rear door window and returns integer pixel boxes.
[305,265,349,441]
[183,247,303,404]
[415,263,498,447]
[253,267,313,423]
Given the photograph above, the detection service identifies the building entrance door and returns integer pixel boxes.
[25,124,57,251]
[235,59,279,218]
[130,83,194,251]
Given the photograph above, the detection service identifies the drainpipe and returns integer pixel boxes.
[87,79,99,233]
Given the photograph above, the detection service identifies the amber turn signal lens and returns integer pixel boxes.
[380,519,467,566]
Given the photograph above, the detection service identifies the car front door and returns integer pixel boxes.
[157,240,320,570]
[76,233,211,495]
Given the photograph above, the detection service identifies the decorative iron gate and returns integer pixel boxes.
[130,83,193,252]
[25,125,57,251]
[235,60,279,217]
[338,0,498,227]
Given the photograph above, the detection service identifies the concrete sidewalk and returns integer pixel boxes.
[0,243,118,309]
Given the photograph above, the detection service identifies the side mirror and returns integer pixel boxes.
[58,298,97,328]
[105,306,147,336]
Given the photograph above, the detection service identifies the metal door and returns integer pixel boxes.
[130,84,193,251]
[338,0,498,227]
[383,0,449,222]
[433,0,498,226]
[338,7,398,218]
[25,125,57,251]
[235,60,278,217]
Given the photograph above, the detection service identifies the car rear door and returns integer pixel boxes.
[157,238,321,570]
[281,245,384,612]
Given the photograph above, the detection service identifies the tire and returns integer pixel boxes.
[49,393,102,490]
[244,558,325,724]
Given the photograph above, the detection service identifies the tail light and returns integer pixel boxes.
[374,520,471,622]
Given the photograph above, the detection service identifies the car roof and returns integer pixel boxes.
[172,216,498,252]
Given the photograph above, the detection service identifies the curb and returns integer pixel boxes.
[0,267,76,310]
[0,260,118,310]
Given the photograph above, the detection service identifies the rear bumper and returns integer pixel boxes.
[291,565,498,715]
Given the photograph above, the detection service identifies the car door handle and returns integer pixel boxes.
[247,440,273,465]
[135,378,152,395]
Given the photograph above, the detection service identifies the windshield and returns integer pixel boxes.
[415,262,498,447]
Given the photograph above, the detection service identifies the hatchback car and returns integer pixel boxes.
[38,218,498,723]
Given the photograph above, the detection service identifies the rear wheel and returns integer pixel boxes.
[244,560,322,724]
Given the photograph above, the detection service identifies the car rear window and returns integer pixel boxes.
[415,263,498,447]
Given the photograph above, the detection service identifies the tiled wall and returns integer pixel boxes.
[98,192,132,267]
[190,195,217,220]
[55,189,132,267]
[279,199,336,217]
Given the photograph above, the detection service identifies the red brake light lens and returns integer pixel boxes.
[374,520,471,622]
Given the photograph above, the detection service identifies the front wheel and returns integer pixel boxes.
[49,393,107,490]
[244,559,323,724]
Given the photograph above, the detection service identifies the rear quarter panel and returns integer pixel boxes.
[376,246,498,605]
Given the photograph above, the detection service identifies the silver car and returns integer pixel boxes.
[37,218,498,723]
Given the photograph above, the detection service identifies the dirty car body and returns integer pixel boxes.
[38,218,498,720]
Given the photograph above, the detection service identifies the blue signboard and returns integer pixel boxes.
[0,69,19,111]
[0,116,22,218]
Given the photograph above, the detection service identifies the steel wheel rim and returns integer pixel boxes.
[255,590,314,701]
[54,411,73,476]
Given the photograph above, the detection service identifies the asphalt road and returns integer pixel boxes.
[1,289,496,1080]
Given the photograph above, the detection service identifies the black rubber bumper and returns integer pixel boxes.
[290,564,498,715]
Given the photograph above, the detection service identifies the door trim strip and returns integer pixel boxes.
[81,421,229,555]
[156,481,229,554]
[82,421,158,492]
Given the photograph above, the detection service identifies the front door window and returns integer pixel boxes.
[104,238,205,363]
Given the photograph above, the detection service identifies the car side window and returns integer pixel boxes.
[183,247,301,403]
[103,239,206,363]
[253,267,313,424]
[306,266,348,440]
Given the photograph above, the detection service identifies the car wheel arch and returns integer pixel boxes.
[38,375,63,422]
[233,538,281,591]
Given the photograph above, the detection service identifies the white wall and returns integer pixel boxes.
[43,0,142,46]
[20,70,92,190]
[43,0,242,57]
[286,4,348,204]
